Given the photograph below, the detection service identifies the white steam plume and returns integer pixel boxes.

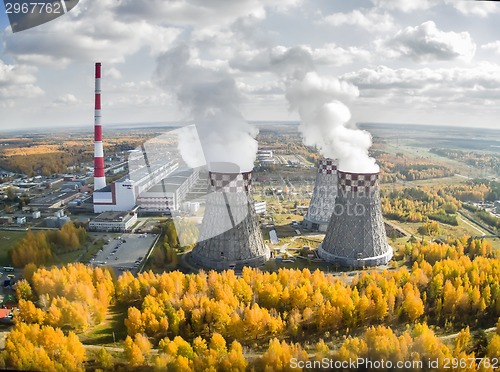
[286,70,379,173]
[155,45,258,172]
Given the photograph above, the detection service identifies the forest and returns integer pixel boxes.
[2,235,500,370]
[9,222,88,267]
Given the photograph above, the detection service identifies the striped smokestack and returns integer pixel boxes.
[94,62,106,191]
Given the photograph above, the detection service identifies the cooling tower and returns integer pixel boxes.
[318,170,393,267]
[94,62,106,191]
[302,158,338,232]
[191,165,270,270]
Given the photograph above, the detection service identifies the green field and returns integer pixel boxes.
[0,231,26,265]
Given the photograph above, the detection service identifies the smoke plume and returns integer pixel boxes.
[286,71,379,173]
[155,45,258,172]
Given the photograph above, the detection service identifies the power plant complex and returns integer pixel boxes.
[89,63,392,270]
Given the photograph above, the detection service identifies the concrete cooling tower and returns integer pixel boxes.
[302,158,338,232]
[319,170,393,267]
[190,167,270,270]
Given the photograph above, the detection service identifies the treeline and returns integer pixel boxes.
[10,222,88,267]
[430,148,500,177]
[378,155,455,183]
[113,237,499,350]
[0,153,75,176]
[7,235,500,370]
[4,321,500,371]
[381,186,460,224]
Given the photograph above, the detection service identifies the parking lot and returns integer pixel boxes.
[90,233,157,275]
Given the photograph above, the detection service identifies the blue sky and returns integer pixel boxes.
[1,0,500,129]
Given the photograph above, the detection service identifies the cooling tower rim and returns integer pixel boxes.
[337,169,380,176]
[318,244,393,265]
[208,170,253,176]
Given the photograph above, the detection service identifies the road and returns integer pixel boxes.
[458,215,486,236]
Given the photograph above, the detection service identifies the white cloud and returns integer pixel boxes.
[373,0,498,17]
[383,21,476,62]
[104,67,122,80]
[481,41,500,54]
[3,0,182,67]
[230,46,314,75]
[370,0,436,12]
[230,43,371,75]
[449,1,498,17]
[115,0,302,28]
[342,63,500,107]
[307,44,371,66]
[0,60,44,100]
[322,9,395,32]
[45,93,81,108]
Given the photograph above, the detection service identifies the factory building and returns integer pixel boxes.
[93,160,179,213]
[137,168,200,213]
[88,211,138,232]
[31,191,81,210]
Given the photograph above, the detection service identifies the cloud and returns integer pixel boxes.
[382,21,476,62]
[115,0,302,28]
[0,60,44,100]
[230,46,314,76]
[342,63,500,107]
[230,43,371,76]
[450,1,498,17]
[321,9,395,32]
[481,41,500,55]
[2,0,182,66]
[54,93,79,105]
[371,0,436,12]
[45,93,81,108]
[104,67,122,80]
[373,0,498,17]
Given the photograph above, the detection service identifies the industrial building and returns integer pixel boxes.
[93,160,179,213]
[190,166,270,270]
[137,167,200,213]
[302,158,338,232]
[30,191,81,210]
[88,211,138,232]
[319,170,393,267]
[91,62,194,214]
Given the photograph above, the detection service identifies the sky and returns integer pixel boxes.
[1,0,500,130]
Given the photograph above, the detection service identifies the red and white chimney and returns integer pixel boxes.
[94,62,106,191]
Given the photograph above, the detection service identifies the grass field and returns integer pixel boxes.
[387,215,500,252]
[79,304,129,346]
[0,231,26,265]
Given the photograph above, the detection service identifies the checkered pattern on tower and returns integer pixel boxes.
[209,171,252,192]
[338,171,379,193]
[318,159,337,175]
